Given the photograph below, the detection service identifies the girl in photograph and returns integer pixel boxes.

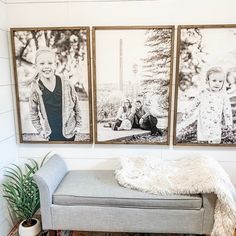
[112,99,133,131]
[29,47,81,141]
[178,67,232,144]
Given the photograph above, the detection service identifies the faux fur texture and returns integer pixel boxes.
[115,155,236,236]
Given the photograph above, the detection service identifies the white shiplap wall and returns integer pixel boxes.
[5,0,236,186]
[0,0,18,235]
[0,0,235,234]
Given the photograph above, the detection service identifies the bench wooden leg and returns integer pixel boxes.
[49,230,57,236]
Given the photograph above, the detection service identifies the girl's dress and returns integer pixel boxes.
[118,113,132,130]
[197,90,232,143]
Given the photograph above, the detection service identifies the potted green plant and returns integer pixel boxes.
[2,155,48,236]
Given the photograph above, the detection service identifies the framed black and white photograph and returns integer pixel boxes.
[11,27,92,143]
[174,25,236,146]
[93,26,174,144]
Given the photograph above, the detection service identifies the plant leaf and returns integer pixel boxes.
[40,151,51,167]
[2,154,46,221]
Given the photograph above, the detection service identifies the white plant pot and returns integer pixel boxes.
[19,218,41,236]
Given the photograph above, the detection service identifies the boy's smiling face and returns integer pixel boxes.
[208,72,224,92]
[36,52,56,79]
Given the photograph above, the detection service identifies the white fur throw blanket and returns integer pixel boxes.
[115,155,236,236]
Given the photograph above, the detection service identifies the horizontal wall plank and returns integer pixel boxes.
[0,112,16,141]
[26,156,119,170]
[8,2,69,27]
[61,158,118,170]
[0,29,9,59]
[0,59,12,86]
[7,0,236,28]
[0,136,18,169]
[162,148,236,162]
[0,2,7,30]
[68,0,236,26]
[17,145,163,159]
[0,85,13,114]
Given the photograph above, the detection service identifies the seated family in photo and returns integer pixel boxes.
[111,99,162,136]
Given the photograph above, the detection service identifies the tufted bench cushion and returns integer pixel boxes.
[53,170,202,210]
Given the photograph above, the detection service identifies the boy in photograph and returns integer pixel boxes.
[29,47,81,141]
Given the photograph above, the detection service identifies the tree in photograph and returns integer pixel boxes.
[14,30,87,71]
[142,29,172,78]
[141,29,172,116]
[178,28,206,92]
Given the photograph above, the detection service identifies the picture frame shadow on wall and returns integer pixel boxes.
[11,27,93,144]
[92,26,175,144]
[174,24,236,146]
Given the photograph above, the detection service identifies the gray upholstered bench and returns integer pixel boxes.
[33,154,216,236]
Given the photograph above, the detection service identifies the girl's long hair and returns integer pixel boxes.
[123,99,132,112]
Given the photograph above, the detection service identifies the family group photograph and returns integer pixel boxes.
[93,27,174,144]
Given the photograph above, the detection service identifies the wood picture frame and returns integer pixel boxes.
[11,27,93,143]
[174,24,236,146]
[93,26,175,144]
